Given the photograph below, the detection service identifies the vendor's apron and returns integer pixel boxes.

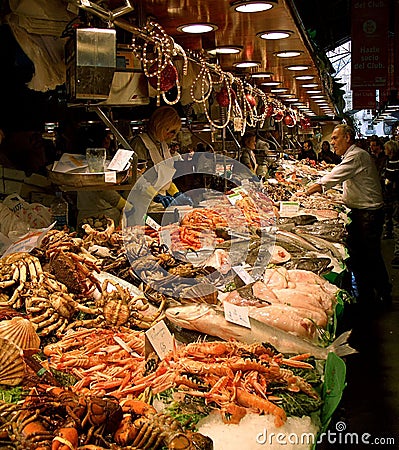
[139,133,176,195]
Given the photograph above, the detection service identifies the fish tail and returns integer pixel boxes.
[327,330,358,357]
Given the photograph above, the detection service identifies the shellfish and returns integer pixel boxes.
[0,336,26,385]
[0,317,40,351]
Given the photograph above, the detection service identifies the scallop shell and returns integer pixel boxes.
[181,282,218,305]
[0,337,26,385]
[0,317,40,351]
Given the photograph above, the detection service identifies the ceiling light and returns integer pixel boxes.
[278,93,295,98]
[231,0,277,13]
[177,23,218,34]
[207,45,242,55]
[296,105,308,109]
[306,90,322,94]
[251,72,273,78]
[257,30,292,40]
[302,83,319,88]
[310,95,325,99]
[274,50,303,58]
[285,98,299,102]
[286,65,310,71]
[294,75,314,80]
[233,60,261,68]
[260,80,281,86]
[270,88,288,93]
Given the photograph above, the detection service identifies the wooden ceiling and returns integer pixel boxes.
[129,0,337,116]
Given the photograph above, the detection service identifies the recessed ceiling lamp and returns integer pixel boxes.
[270,88,288,93]
[233,61,261,68]
[177,23,218,33]
[251,72,273,78]
[257,30,292,40]
[295,75,314,80]
[306,90,322,94]
[286,65,310,71]
[207,45,242,55]
[278,93,295,98]
[260,80,281,86]
[310,95,325,99]
[231,0,277,13]
[285,98,299,102]
[274,50,303,58]
[302,83,319,88]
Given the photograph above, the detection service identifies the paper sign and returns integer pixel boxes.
[227,192,243,205]
[104,171,117,183]
[223,301,251,328]
[145,320,175,359]
[159,229,172,249]
[145,215,160,231]
[52,153,87,173]
[232,265,255,285]
[108,149,134,171]
[279,201,300,217]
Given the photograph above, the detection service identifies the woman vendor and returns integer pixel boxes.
[129,106,192,208]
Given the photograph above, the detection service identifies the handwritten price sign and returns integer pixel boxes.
[223,302,251,329]
[145,320,174,359]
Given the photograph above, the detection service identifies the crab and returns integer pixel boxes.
[48,250,102,295]
[67,279,166,331]
[25,281,100,337]
[0,252,43,290]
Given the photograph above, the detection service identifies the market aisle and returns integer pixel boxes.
[320,239,399,449]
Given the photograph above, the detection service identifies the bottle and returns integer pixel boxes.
[50,192,69,230]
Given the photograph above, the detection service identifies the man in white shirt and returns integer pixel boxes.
[304,124,392,307]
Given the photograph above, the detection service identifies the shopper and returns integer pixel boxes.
[370,135,388,179]
[318,140,340,164]
[299,140,317,162]
[239,131,258,174]
[384,140,399,267]
[303,124,392,306]
[129,106,192,208]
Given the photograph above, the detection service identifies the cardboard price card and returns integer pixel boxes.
[223,301,251,329]
[232,265,255,285]
[145,320,175,360]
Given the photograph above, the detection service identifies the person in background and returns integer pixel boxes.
[384,140,399,267]
[369,135,387,179]
[129,105,192,208]
[303,124,392,307]
[239,131,258,173]
[169,141,183,161]
[299,139,317,162]
[318,140,340,164]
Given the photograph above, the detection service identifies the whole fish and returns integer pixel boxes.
[294,232,344,261]
[165,303,356,359]
[276,230,319,252]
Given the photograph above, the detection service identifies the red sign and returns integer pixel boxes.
[352,89,377,109]
[351,0,389,89]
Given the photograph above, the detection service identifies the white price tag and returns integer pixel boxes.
[279,201,300,217]
[108,149,134,171]
[104,171,117,183]
[223,301,251,328]
[145,320,175,359]
[159,229,172,249]
[145,215,160,231]
[227,192,243,205]
[232,265,255,285]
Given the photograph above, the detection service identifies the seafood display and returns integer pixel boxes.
[165,303,355,359]
[0,156,356,449]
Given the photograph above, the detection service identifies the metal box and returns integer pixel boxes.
[65,28,116,101]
